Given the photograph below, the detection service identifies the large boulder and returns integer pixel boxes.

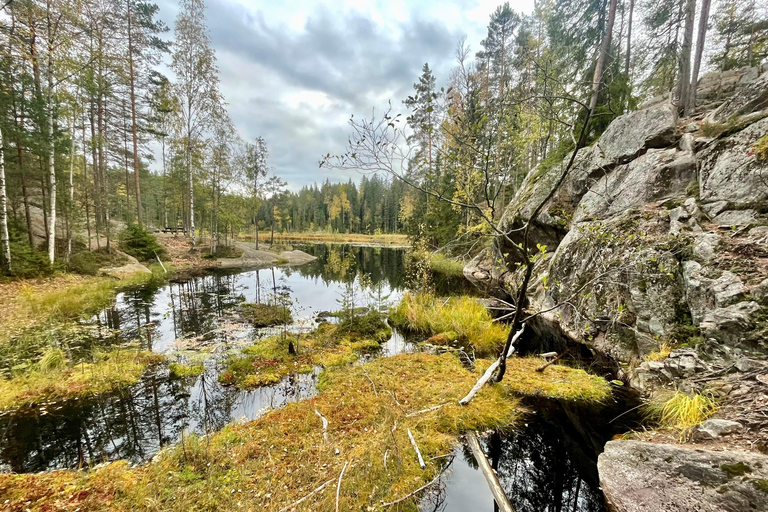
[705,71,768,124]
[598,440,768,512]
[698,117,768,206]
[595,101,678,163]
[573,148,696,222]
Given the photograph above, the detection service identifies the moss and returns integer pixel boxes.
[169,363,205,379]
[475,357,612,403]
[389,293,508,356]
[0,353,525,512]
[754,134,768,162]
[428,254,465,278]
[274,257,290,265]
[721,462,752,479]
[221,321,386,390]
[0,349,163,412]
[751,479,768,493]
[238,302,292,327]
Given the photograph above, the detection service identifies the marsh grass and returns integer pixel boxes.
[476,357,612,403]
[644,343,672,362]
[0,353,523,511]
[220,318,390,388]
[238,302,293,327]
[428,254,465,278]
[389,292,508,355]
[644,390,718,434]
[0,349,163,412]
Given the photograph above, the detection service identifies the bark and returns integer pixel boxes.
[624,0,634,78]
[127,0,142,225]
[589,0,618,112]
[687,0,711,115]
[67,118,75,262]
[0,125,11,274]
[46,2,56,265]
[677,0,696,112]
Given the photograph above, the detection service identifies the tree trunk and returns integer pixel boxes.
[0,125,11,274]
[89,102,101,250]
[687,0,711,115]
[127,0,142,225]
[677,0,696,112]
[67,117,76,262]
[46,0,56,264]
[624,0,634,78]
[187,137,196,250]
[588,0,618,112]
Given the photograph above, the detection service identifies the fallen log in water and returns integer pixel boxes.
[466,431,513,512]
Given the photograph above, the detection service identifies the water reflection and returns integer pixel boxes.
[421,417,607,512]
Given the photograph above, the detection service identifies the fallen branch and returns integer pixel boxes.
[336,461,349,512]
[407,428,426,469]
[459,326,525,406]
[379,458,454,508]
[154,251,167,273]
[363,371,379,396]
[539,351,558,358]
[315,409,329,442]
[535,349,570,372]
[277,477,335,512]
[406,402,448,417]
[466,432,513,512]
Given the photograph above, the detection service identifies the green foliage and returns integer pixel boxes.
[6,239,61,279]
[119,224,168,262]
[428,253,465,278]
[169,363,205,379]
[336,308,391,341]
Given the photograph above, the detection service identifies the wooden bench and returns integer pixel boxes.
[161,227,187,234]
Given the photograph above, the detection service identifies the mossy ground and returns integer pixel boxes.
[220,316,391,388]
[428,254,465,278]
[0,350,612,511]
[389,292,508,356]
[0,349,163,412]
[475,356,612,403]
[238,302,293,327]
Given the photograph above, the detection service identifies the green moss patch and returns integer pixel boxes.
[238,302,292,327]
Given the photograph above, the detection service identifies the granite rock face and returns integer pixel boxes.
[598,440,768,512]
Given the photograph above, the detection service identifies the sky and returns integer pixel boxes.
[153,0,536,190]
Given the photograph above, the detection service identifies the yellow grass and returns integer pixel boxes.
[644,390,718,430]
[0,349,163,412]
[389,292,508,355]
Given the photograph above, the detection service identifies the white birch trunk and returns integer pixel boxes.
[0,125,11,273]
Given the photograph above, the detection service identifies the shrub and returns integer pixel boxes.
[7,239,61,278]
[68,249,129,275]
[119,224,167,262]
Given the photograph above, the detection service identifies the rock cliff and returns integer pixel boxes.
[465,64,768,511]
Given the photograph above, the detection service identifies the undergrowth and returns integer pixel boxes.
[644,390,718,435]
[389,292,508,356]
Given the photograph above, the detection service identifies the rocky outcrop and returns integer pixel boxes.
[99,251,151,279]
[598,440,768,512]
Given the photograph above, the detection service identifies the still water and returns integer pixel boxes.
[0,243,613,512]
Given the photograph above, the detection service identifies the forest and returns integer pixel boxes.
[0,0,767,275]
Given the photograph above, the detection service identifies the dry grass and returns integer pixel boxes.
[0,349,163,412]
[389,293,508,356]
[0,353,522,512]
[644,390,719,431]
[428,253,465,278]
[644,343,672,362]
[220,320,390,388]
[476,357,612,403]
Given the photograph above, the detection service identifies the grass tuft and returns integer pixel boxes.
[238,302,292,327]
[644,390,718,431]
[389,293,508,355]
[428,254,465,278]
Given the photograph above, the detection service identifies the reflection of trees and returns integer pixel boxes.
[290,244,407,290]
[474,419,606,512]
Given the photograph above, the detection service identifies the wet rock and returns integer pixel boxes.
[695,419,743,440]
[574,149,695,223]
[598,440,768,512]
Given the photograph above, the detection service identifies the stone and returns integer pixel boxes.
[706,70,768,123]
[701,301,761,343]
[695,419,743,440]
[739,66,759,84]
[712,271,749,307]
[574,149,696,222]
[699,117,768,206]
[669,219,684,236]
[594,101,678,164]
[680,132,695,150]
[752,278,768,304]
[598,440,768,512]
[702,200,729,217]
[668,206,690,223]
[692,233,721,263]
[713,209,759,228]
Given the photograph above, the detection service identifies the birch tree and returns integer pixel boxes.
[171,0,220,250]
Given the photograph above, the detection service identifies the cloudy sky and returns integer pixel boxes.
[155,0,535,190]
